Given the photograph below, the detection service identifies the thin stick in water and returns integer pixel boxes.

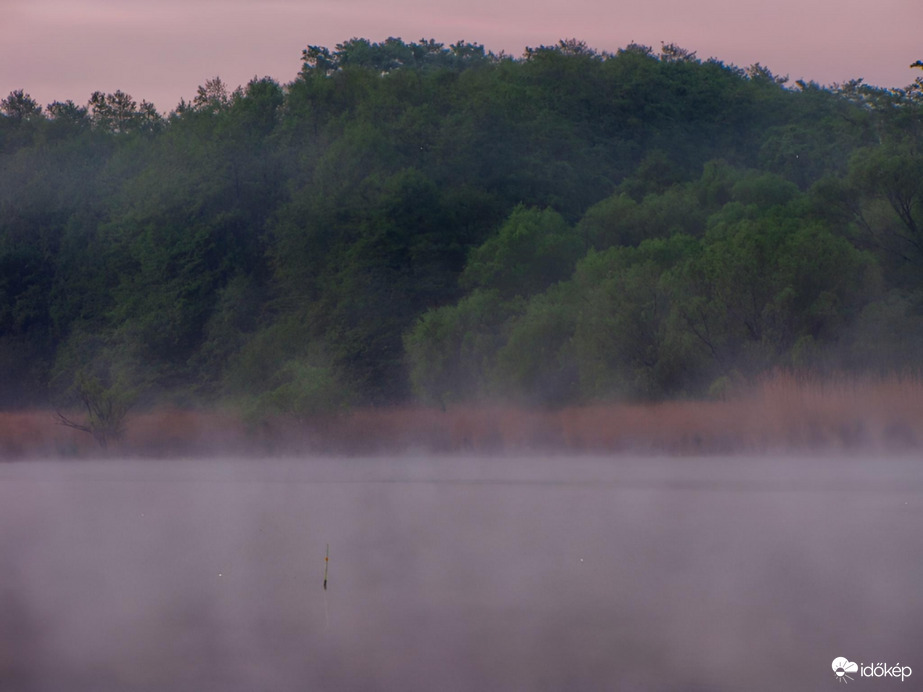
[323,543,329,590]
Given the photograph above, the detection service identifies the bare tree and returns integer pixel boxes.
[56,371,134,449]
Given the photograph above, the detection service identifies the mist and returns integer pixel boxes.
[2,453,920,691]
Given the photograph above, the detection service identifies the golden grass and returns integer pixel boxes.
[3,372,923,458]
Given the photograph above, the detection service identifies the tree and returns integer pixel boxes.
[0,36,910,413]
[89,90,160,133]
[301,45,338,75]
[56,369,135,449]
[525,39,599,60]
[460,205,582,298]
[1,90,42,122]
[494,284,580,404]
[50,327,146,448]
[847,144,923,266]
[193,77,231,113]
[46,100,89,126]
[570,237,700,399]
[404,289,520,406]
[659,43,697,64]
[671,192,871,375]
[746,63,788,86]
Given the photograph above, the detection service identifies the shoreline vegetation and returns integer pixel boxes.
[3,39,923,431]
[3,373,922,459]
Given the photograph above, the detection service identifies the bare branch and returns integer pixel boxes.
[55,410,93,435]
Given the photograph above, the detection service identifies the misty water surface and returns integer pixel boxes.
[1,454,921,691]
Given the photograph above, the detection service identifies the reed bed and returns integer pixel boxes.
[3,372,923,459]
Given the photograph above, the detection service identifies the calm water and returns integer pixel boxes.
[1,454,921,691]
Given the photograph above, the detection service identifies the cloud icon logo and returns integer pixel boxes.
[832,657,858,683]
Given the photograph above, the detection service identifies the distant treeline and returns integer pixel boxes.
[1,38,922,415]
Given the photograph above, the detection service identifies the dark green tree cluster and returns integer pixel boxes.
[1,39,921,412]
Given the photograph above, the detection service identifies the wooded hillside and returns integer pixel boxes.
[2,38,922,416]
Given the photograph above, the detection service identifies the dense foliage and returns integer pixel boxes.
[2,38,922,413]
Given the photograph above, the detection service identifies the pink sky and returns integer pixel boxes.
[2,0,921,113]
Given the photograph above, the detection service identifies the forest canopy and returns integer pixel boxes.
[1,38,922,414]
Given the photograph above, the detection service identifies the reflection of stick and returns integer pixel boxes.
[323,543,329,590]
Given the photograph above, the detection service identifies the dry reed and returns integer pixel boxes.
[3,372,922,459]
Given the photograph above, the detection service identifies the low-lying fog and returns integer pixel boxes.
[1,454,921,691]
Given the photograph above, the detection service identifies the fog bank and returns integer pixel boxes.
[1,454,921,690]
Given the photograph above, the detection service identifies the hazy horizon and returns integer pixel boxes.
[3,0,921,113]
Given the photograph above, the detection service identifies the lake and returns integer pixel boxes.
[1,454,920,691]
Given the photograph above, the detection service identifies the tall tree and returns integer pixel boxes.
[1,90,43,122]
